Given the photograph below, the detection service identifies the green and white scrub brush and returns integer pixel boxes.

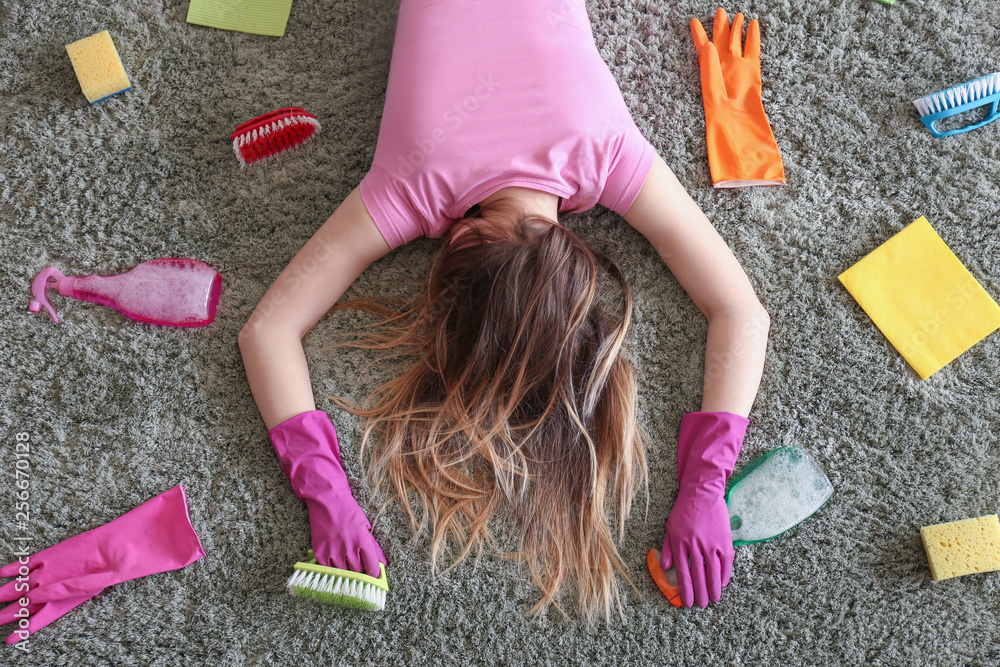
[268,411,390,611]
[287,550,389,611]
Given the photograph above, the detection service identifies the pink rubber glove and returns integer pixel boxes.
[660,411,748,608]
[268,410,386,578]
[0,485,205,644]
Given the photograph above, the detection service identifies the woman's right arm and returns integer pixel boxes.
[238,186,392,430]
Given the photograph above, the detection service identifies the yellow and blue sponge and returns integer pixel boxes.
[921,515,1000,582]
[65,30,131,103]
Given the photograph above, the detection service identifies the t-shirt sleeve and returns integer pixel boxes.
[598,123,656,217]
[358,164,427,250]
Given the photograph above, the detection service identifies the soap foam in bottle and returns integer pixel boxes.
[727,446,834,545]
[29,258,222,327]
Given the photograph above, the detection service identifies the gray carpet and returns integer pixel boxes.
[2,0,1000,664]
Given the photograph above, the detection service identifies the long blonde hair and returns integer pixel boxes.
[327,199,649,622]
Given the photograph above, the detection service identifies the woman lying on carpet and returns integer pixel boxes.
[238,0,769,619]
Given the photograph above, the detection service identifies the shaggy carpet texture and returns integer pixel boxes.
[2,0,999,664]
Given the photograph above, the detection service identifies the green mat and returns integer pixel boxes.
[186,0,294,37]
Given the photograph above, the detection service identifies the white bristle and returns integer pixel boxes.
[286,568,387,611]
[913,72,1000,118]
[232,138,247,168]
[295,116,321,132]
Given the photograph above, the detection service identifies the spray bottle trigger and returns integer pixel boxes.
[29,267,67,323]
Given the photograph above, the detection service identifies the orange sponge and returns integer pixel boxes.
[65,30,131,103]
[921,515,1000,582]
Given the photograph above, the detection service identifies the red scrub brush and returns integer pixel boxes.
[231,107,321,168]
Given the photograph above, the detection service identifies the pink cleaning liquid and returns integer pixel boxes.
[68,259,221,327]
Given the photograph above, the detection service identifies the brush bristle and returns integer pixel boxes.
[286,567,387,611]
[232,114,321,168]
[913,72,1000,118]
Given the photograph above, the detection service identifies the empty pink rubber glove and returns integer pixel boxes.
[660,411,748,608]
[268,410,386,578]
[0,484,205,644]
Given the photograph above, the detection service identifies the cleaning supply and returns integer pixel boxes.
[65,30,132,104]
[912,72,1000,138]
[187,0,295,37]
[921,515,1000,582]
[647,549,683,607]
[287,549,388,611]
[29,258,222,327]
[838,216,1000,379]
[268,411,388,609]
[231,107,321,168]
[650,445,834,607]
[0,485,205,645]
[690,8,786,187]
[660,411,748,609]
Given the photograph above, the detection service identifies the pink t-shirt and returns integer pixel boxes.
[359,0,656,249]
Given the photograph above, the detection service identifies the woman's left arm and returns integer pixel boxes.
[624,152,770,608]
[622,153,770,417]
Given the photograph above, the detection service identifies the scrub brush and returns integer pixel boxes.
[286,550,389,611]
[231,107,321,168]
[913,72,1000,138]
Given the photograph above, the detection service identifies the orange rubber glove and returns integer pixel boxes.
[691,8,786,188]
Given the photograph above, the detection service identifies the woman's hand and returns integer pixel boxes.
[269,410,387,577]
[661,411,748,608]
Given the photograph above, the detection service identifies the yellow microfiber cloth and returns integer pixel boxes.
[65,30,132,104]
[838,216,1000,379]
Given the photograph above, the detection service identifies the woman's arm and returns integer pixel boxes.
[238,186,392,430]
[622,154,770,417]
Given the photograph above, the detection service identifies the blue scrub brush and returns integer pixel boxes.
[913,72,1000,138]
[286,550,389,611]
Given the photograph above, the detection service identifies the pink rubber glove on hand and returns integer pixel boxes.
[268,410,386,578]
[0,484,205,644]
[660,411,748,608]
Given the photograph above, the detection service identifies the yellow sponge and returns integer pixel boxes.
[65,30,131,103]
[921,515,1000,582]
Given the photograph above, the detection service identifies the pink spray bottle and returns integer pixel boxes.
[28,258,222,327]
